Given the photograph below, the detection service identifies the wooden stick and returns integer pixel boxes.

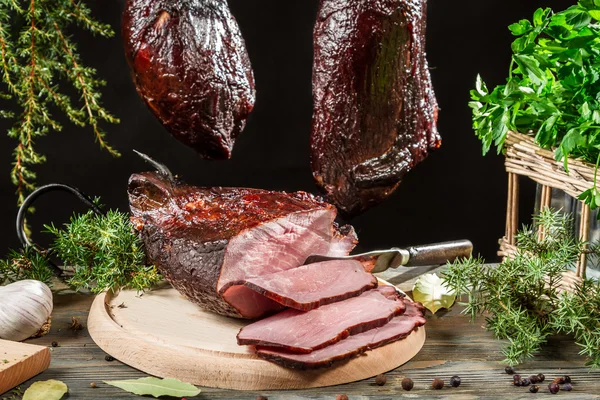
[543,186,552,209]
[538,185,552,241]
[511,174,519,245]
[577,203,591,278]
[506,173,514,245]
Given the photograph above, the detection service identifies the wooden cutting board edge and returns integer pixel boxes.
[0,339,51,395]
[88,286,426,391]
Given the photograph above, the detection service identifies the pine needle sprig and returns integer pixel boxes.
[45,209,160,293]
[442,208,600,367]
[0,0,120,206]
[0,246,54,285]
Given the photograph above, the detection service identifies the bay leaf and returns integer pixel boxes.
[104,377,201,398]
[23,380,68,400]
[412,273,456,314]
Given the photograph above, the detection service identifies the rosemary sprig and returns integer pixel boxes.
[442,208,600,367]
[0,0,119,206]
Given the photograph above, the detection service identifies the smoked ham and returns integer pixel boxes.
[241,260,377,311]
[236,286,405,353]
[256,301,426,369]
[122,0,255,159]
[128,171,357,319]
[311,0,440,215]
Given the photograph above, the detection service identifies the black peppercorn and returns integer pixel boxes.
[563,383,573,391]
[432,378,444,390]
[51,341,58,347]
[105,355,115,362]
[529,385,539,393]
[505,366,515,374]
[529,375,539,384]
[513,375,522,386]
[375,374,386,386]
[552,377,564,385]
[90,382,97,388]
[548,383,560,394]
[257,396,268,400]
[537,373,545,382]
[563,375,571,384]
[401,377,414,391]
[450,376,461,388]
[521,377,531,386]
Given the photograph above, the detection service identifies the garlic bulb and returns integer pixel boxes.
[0,280,53,341]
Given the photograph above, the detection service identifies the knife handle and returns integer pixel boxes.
[404,240,473,267]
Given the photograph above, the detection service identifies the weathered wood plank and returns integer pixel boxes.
[3,269,600,399]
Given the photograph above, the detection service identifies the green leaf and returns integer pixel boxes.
[514,55,546,86]
[578,188,594,203]
[559,128,586,171]
[104,377,201,398]
[509,20,533,36]
[475,74,488,97]
[564,7,592,29]
[511,36,530,53]
[589,9,600,20]
[23,380,68,400]
[533,8,550,27]
[412,273,456,314]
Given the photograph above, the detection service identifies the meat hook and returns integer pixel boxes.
[133,150,175,182]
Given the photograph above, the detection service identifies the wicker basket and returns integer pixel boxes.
[500,131,595,278]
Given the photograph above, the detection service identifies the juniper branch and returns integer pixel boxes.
[0,0,119,206]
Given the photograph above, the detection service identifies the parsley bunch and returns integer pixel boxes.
[442,209,600,367]
[471,1,600,209]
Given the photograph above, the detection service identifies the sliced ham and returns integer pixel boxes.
[236,286,405,353]
[240,260,377,311]
[256,301,426,369]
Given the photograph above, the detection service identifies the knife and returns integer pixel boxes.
[303,239,473,273]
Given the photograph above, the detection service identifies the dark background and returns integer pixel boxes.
[0,0,576,259]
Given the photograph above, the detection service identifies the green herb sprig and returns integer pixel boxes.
[0,0,119,206]
[0,246,54,284]
[0,208,160,293]
[442,208,600,367]
[471,1,600,210]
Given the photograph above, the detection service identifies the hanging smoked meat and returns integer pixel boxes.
[311,0,441,216]
[122,0,255,159]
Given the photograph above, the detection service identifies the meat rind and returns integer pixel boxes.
[122,0,255,159]
[311,0,440,215]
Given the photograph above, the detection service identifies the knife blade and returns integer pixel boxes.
[303,239,473,273]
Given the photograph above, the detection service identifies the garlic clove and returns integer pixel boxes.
[0,280,53,342]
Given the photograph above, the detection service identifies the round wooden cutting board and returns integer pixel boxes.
[87,282,425,390]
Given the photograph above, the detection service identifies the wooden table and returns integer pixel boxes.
[3,266,600,399]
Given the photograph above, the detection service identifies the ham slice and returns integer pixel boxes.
[237,286,405,353]
[255,301,426,369]
[241,260,377,311]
